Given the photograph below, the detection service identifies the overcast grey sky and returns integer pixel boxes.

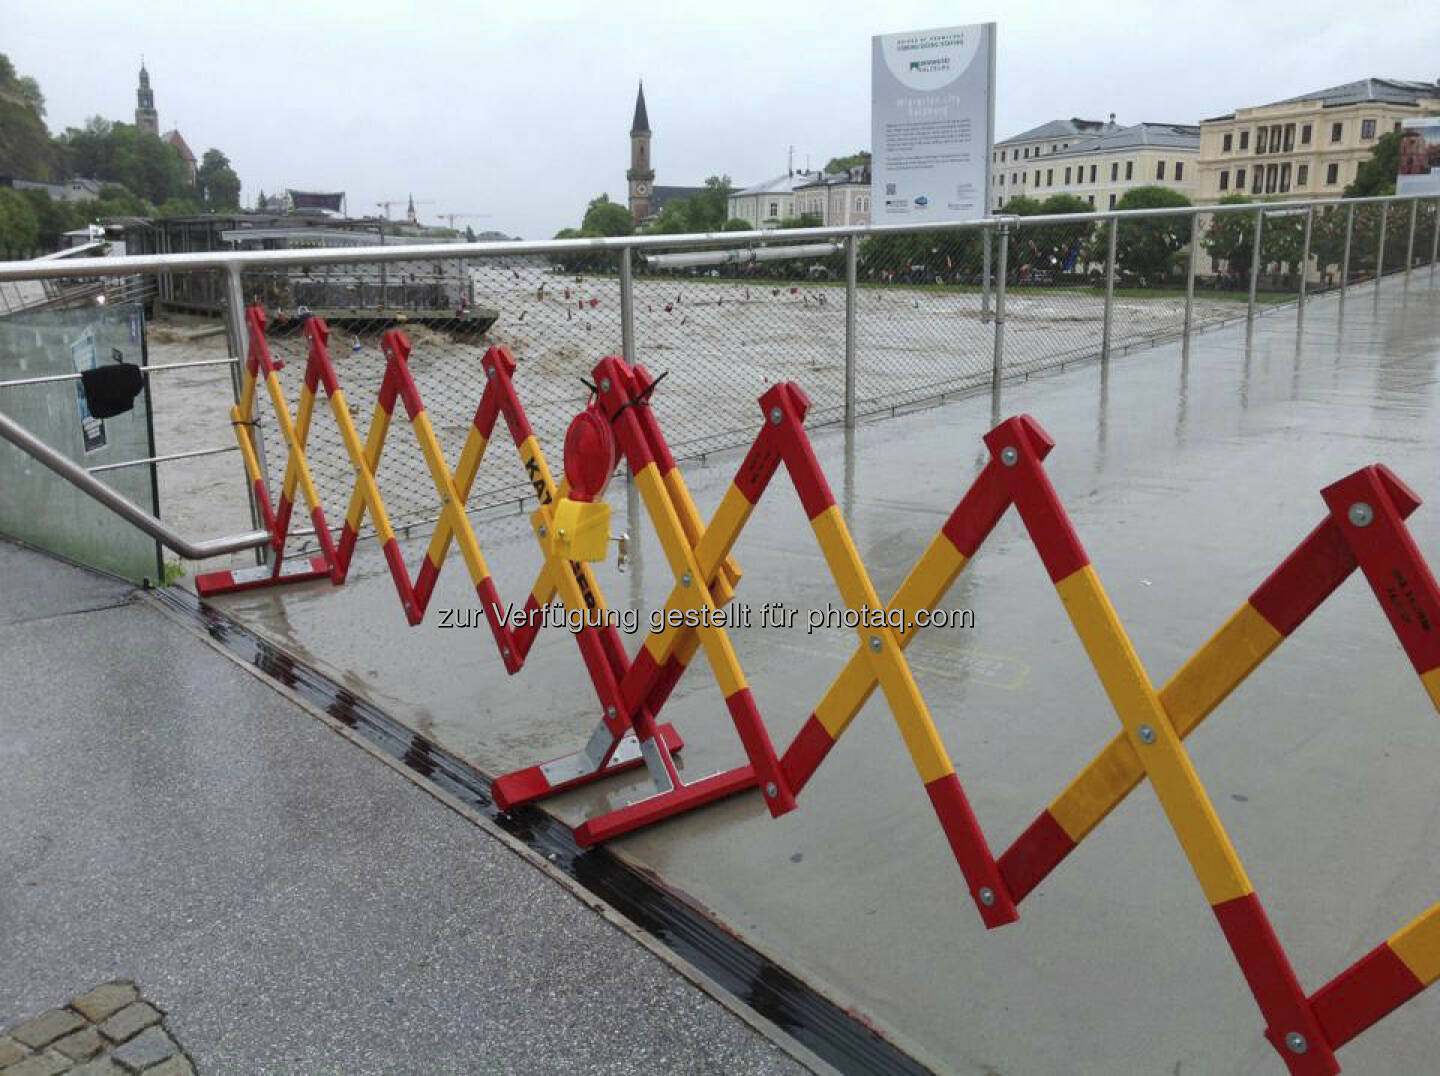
[5,0,1437,238]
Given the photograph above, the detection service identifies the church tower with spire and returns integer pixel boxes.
[135,60,159,136]
[626,81,654,222]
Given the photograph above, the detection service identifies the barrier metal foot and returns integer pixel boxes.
[573,764,758,848]
[195,555,331,596]
[492,724,684,810]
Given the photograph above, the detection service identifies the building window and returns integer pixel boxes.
[1279,162,1291,192]
[1296,164,1308,187]
[1223,132,1233,152]
[1252,168,1263,194]
[768,201,778,218]
[1087,194,1094,206]
[1219,169,1230,190]
[1024,147,1030,158]
[1301,123,1312,145]
[999,174,1005,187]
[1125,160,1133,180]
[1271,124,1283,151]
[1108,193,1116,209]
[1034,170,1040,186]
[1236,167,1246,189]
[1361,119,1376,139]
[1156,160,1166,180]
[1001,149,1007,162]
[1239,130,1249,150]
[1110,161,1119,181]
[1046,168,1053,186]
[1175,162,1184,181]
[1331,121,1343,142]
[1064,167,1071,184]
[1089,164,1096,183]
[1257,127,1268,154]
[1051,143,1057,152]
[1326,162,1339,185]
[1283,124,1295,152]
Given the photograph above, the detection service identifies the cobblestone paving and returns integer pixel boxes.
[1,983,193,1075]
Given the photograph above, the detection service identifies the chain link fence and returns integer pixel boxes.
[4,194,1439,560]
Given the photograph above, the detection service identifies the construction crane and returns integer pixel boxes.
[376,197,433,220]
[436,212,492,229]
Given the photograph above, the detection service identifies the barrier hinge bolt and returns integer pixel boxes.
[1137,724,1157,745]
[485,366,495,379]
[978,887,996,907]
[869,636,882,652]
[1348,502,1374,527]
[769,406,783,425]
[1284,1033,1308,1055]
[681,571,692,586]
[538,525,548,538]
[605,705,617,719]
[1000,446,1019,467]
[599,377,611,393]
[765,781,778,799]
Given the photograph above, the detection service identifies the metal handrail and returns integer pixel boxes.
[0,410,270,560]
[0,192,1429,283]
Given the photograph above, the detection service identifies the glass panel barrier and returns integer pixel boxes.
[0,299,162,584]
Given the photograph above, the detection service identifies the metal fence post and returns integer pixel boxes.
[981,227,992,322]
[991,220,1009,393]
[1341,202,1355,296]
[619,244,640,540]
[1297,204,1313,328]
[1432,196,1440,276]
[1376,203,1388,287]
[1247,208,1264,337]
[223,264,268,564]
[1183,211,1198,352]
[1101,217,1117,362]
[619,246,635,364]
[1405,198,1418,276]
[844,235,858,429]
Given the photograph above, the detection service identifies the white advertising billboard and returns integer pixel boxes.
[871,23,996,224]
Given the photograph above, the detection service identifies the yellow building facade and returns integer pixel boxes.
[1196,79,1440,203]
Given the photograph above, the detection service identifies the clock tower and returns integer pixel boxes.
[626,81,654,222]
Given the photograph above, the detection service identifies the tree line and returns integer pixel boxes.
[0,53,243,255]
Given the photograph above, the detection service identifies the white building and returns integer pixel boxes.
[727,171,822,228]
[792,166,871,226]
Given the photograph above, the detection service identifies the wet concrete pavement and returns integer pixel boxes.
[0,542,810,1075]
[210,270,1440,1074]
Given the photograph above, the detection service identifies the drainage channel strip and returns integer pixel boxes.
[153,585,929,1076]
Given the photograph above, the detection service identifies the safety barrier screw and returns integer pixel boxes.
[681,571,692,586]
[769,407,783,425]
[1000,446,1018,466]
[765,782,779,799]
[1348,502,1374,527]
[1137,724,1157,745]
[869,636,882,652]
[538,525,548,538]
[978,887,996,907]
[606,705,617,718]
[599,378,611,392]
[1285,1033,1309,1055]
